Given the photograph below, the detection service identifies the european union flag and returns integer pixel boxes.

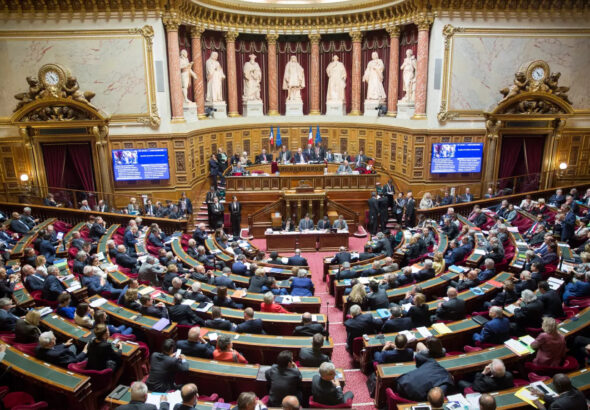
[315,125,322,145]
[276,126,282,147]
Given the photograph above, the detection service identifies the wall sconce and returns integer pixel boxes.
[19,173,31,195]
[20,173,29,182]
[559,162,567,170]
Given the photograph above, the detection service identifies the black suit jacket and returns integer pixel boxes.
[368,198,379,218]
[293,323,326,337]
[236,318,265,334]
[42,275,66,301]
[381,317,413,333]
[538,290,565,318]
[543,388,586,409]
[471,371,514,393]
[87,339,122,370]
[167,304,203,326]
[265,365,302,407]
[344,313,382,349]
[435,297,466,321]
[116,401,169,410]
[299,347,330,367]
[204,318,234,331]
[176,339,214,359]
[256,153,272,163]
[89,223,107,242]
[331,252,351,265]
[367,290,390,310]
[146,352,189,392]
[311,374,346,406]
[35,344,86,367]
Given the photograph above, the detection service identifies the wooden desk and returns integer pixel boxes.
[10,218,56,258]
[265,231,349,252]
[97,224,131,287]
[56,221,85,256]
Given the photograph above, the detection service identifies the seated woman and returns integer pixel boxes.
[127,197,141,215]
[94,310,134,336]
[122,288,141,311]
[248,269,269,294]
[88,255,108,279]
[15,309,41,343]
[86,324,122,371]
[419,193,434,210]
[347,283,367,310]
[213,334,248,363]
[260,292,290,313]
[74,303,94,328]
[405,293,431,328]
[56,293,76,320]
[213,286,243,309]
[282,217,296,232]
[35,255,47,276]
[432,252,445,276]
[404,234,422,261]
[290,269,314,297]
[530,317,566,367]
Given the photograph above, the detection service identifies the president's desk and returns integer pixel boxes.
[265,230,349,252]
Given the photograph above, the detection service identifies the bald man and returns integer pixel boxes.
[427,387,444,410]
[282,396,300,410]
[177,327,214,359]
[479,394,497,410]
[115,381,169,410]
[433,287,465,322]
[177,383,198,410]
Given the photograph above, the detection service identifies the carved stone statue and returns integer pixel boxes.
[180,49,198,104]
[283,55,305,102]
[64,76,97,109]
[205,51,226,103]
[499,72,528,103]
[243,54,262,102]
[545,72,572,104]
[326,55,347,103]
[14,77,41,111]
[362,51,386,102]
[400,49,417,103]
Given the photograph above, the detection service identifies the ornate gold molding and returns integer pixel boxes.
[225,31,239,42]
[189,26,205,39]
[266,34,279,45]
[437,101,458,122]
[349,31,363,42]
[414,15,433,31]
[308,33,321,44]
[442,24,464,50]
[386,25,401,38]
[163,17,181,31]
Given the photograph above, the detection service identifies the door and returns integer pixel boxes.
[498,135,546,194]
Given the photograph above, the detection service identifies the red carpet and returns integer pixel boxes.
[252,237,376,408]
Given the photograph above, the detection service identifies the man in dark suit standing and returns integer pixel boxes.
[433,287,465,322]
[256,149,272,164]
[293,312,327,336]
[287,249,308,266]
[366,281,389,310]
[167,294,204,326]
[210,196,224,230]
[209,154,222,189]
[562,206,576,244]
[383,179,395,215]
[178,192,193,217]
[368,192,379,235]
[229,196,242,238]
[404,192,416,227]
[344,305,382,351]
[115,381,170,410]
[236,307,265,334]
[146,339,189,393]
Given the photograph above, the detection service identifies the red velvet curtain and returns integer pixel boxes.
[201,31,228,103]
[498,137,523,180]
[361,30,390,105]
[523,137,545,174]
[41,144,67,188]
[319,35,353,114]
[235,35,268,115]
[398,25,418,101]
[67,144,96,193]
[277,37,311,115]
[178,25,194,101]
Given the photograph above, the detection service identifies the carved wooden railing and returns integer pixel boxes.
[326,198,358,233]
[247,199,283,237]
[0,202,188,234]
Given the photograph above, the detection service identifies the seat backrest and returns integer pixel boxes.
[13,343,38,356]
[12,402,49,410]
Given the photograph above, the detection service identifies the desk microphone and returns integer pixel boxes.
[326,301,330,337]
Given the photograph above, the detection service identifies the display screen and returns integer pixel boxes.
[112,148,170,181]
[430,143,483,174]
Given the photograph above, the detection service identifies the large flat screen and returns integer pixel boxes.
[430,143,483,174]
[112,148,170,181]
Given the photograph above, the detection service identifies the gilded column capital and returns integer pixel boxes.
[189,26,205,39]
[308,33,321,44]
[163,17,181,31]
[386,25,401,38]
[414,15,433,31]
[266,33,279,45]
[349,31,363,42]
[225,31,239,42]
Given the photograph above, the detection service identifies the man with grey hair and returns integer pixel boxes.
[138,255,165,286]
[514,289,544,331]
[381,257,398,273]
[477,258,496,282]
[21,207,38,229]
[344,304,382,351]
[473,306,510,345]
[115,380,170,410]
[331,246,351,265]
[169,277,186,296]
[311,362,354,405]
[413,259,435,281]
[185,281,212,304]
[291,269,314,297]
[36,330,87,367]
[23,264,45,291]
[514,270,536,294]
[336,261,356,280]
[0,297,20,332]
[433,287,465,322]
[287,249,308,267]
[458,358,514,392]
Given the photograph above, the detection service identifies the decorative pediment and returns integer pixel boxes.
[11,63,109,125]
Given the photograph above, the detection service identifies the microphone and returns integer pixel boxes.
[325,301,330,337]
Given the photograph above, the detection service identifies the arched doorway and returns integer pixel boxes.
[497,135,546,193]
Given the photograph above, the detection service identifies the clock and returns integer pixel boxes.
[531,67,545,81]
[525,60,549,83]
[38,64,67,88]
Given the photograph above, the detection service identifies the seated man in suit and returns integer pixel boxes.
[374,333,414,364]
[287,249,308,266]
[298,214,314,231]
[537,281,565,318]
[232,254,249,275]
[311,362,354,406]
[299,333,331,367]
[81,266,124,299]
[413,259,436,282]
[336,160,352,174]
[293,312,326,336]
[343,304,382,351]
[451,269,480,292]
[213,268,236,289]
[256,149,272,164]
[316,216,331,230]
[444,240,467,266]
[89,216,107,242]
[458,359,514,393]
[293,148,307,164]
[472,306,511,345]
[236,307,265,334]
[0,297,21,332]
[513,289,545,331]
[335,261,358,281]
[331,246,351,265]
[123,225,139,251]
[115,381,170,410]
[177,326,215,359]
[396,348,455,401]
[41,266,67,301]
[139,295,169,319]
[514,270,537,294]
[562,271,590,302]
[531,373,586,409]
[204,306,236,331]
[366,280,390,310]
[381,306,413,334]
[185,281,212,304]
[433,287,465,322]
[167,293,204,326]
[332,215,349,231]
[35,330,87,367]
[478,258,497,282]
[9,212,30,234]
[115,245,139,272]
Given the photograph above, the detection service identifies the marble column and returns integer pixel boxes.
[349,31,363,116]
[309,33,321,115]
[164,18,184,122]
[190,26,206,119]
[386,25,401,117]
[266,34,280,116]
[225,31,240,117]
[413,18,431,119]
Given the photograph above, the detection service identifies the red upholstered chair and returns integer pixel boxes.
[528,372,550,383]
[385,388,415,410]
[309,396,353,408]
[524,327,543,337]
[176,324,192,340]
[524,356,579,376]
[12,402,49,410]
[0,334,16,344]
[3,391,35,408]
[351,337,364,365]
[30,291,58,309]
[567,297,590,308]
[198,394,220,402]
[68,361,114,399]
[12,343,37,356]
[463,345,482,353]
[53,221,71,232]
[67,247,78,260]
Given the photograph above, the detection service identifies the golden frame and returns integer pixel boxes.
[438,26,590,123]
[0,26,160,128]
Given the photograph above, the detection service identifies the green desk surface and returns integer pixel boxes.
[364,318,478,347]
[42,314,90,339]
[0,343,88,391]
[57,222,86,253]
[558,307,590,335]
[205,238,233,262]
[186,357,259,377]
[97,225,120,254]
[13,287,32,304]
[12,218,56,254]
[201,328,331,348]
[378,346,518,378]
[107,388,216,409]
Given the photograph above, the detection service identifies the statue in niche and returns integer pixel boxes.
[326,55,347,103]
[205,51,226,103]
[400,49,417,103]
[283,55,305,102]
[243,54,262,102]
[180,49,198,104]
[362,51,386,102]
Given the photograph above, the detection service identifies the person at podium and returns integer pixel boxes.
[230,162,245,175]
[333,215,348,231]
[256,149,272,164]
[282,217,296,232]
[278,145,292,164]
[317,216,331,230]
[325,149,335,162]
[337,160,352,174]
[294,148,307,164]
[353,150,368,169]
[299,214,315,231]
[311,145,324,162]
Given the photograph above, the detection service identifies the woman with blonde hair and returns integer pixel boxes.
[15,309,41,343]
[123,288,141,311]
[348,283,367,309]
[35,255,47,275]
[432,252,445,275]
[406,292,430,328]
[248,268,269,294]
[530,316,566,367]
[419,192,434,210]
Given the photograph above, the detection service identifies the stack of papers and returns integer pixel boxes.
[514,386,544,408]
[504,339,533,356]
[548,277,565,290]
[417,327,432,338]
[432,323,452,335]
[139,286,155,295]
[399,330,416,343]
[146,390,182,408]
[90,298,108,308]
[505,304,517,314]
